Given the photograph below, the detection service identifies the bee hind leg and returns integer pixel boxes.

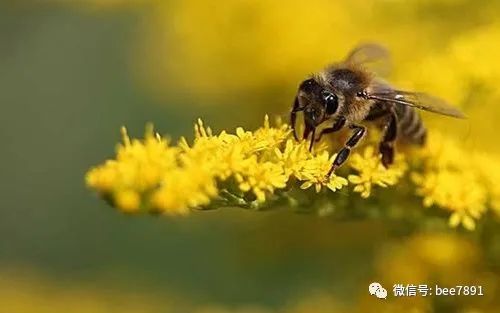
[379,110,398,168]
[326,124,366,177]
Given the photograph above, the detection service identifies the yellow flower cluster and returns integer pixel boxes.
[348,146,407,198]
[86,116,499,231]
[412,133,500,231]
[86,116,403,215]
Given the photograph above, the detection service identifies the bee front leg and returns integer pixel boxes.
[326,124,366,177]
[379,110,398,168]
[315,117,346,142]
[290,96,302,141]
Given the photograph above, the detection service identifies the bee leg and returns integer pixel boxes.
[379,110,398,168]
[301,123,317,152]
[315,117,346,142]
[309,128,316,152]
[290,96,302,141]
[327,124,366,177]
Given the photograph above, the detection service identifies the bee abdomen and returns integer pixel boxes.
[397,105,427,145]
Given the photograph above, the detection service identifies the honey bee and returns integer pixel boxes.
[291,43,465,177]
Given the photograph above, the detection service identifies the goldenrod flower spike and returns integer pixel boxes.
[86,115,500,231]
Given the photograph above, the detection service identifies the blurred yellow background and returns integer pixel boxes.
[1,0,499,312]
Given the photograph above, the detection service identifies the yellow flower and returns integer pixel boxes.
[86,125,178,212]
[235,159,287,202]
[413,170,487,231]
[253,115,291,150]
[85,160,119,193]
[274,139,310,177]
[298,151,348,193]
[114,189,141,213]
[412,132,492,231]
[413,131,465,170]
[150,166,218,215]
[348,146,407,198]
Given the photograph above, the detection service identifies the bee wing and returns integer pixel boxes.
[365,87,466,118]
[344,43,392,77]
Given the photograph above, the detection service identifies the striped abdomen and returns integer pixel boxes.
[395,105,427,145]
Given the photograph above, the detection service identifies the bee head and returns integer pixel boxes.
[297,78,340,128]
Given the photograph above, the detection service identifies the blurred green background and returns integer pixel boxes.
[1,1,499,312]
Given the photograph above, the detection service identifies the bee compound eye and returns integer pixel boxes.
[324,92,338,115]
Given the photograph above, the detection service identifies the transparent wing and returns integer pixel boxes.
[344,43,392,77]
[366,86,466,118]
